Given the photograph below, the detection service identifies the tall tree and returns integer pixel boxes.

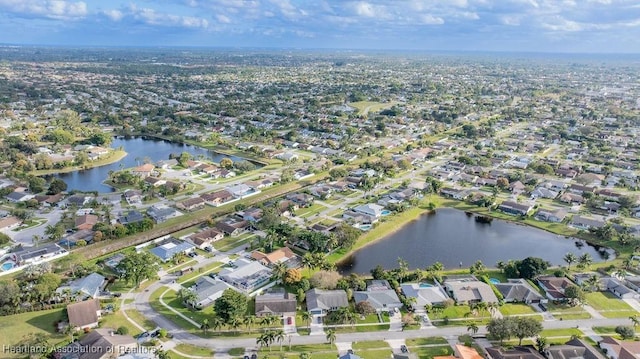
[214,289,248,323]
[116,252,159,288]
[513,317,543,345]
[326,329,336,344]
[563,253,577,270]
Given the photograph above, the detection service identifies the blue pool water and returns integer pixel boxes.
[419,283,433,288]
[381,210,391,216]
[1,262,14,271]
[359,224,372,230]
[489,278,500,284]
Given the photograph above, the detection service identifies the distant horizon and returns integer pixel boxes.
[2,43,640,57]
[1,1,639,54]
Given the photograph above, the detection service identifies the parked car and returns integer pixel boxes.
[400,345,408,353]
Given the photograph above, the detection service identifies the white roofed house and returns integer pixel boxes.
[353,280,402,312]
[57,272,107,300]
[443,276,499,304]
[352,203,385,218]
[218,258,272,292]
[305,288,349,316]
[401,283,450,309]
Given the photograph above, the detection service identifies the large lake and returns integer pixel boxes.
[338,208,610,275]
[54,136,249,193]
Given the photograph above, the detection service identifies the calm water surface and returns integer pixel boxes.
[338,208,610,274]
[55,136,249,193]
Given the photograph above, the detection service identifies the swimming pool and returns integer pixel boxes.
[381,210,391,216]
[359,224,372,230]
[489,278,500,284]
[419,283,433,288]
[1,261,15,271]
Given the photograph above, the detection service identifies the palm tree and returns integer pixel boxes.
[244,315,257,332]
[256,335,268,350]
[229,316,242,334]
[302,252,314,275]
[326,329,336,344]
[630,315,640,329]
[564,253,577,270]
[274,329,285,351]
[299,353,310,359]
[179,288,198,309]
[467,322,479,335]
[301,311,311,329]
[201,318,210,334]
[211,316,224,332]
[262,330,276,352]
[578,253,593,270]
[398,257,409,283]
[271,262,288,283]
[586,275,599,292]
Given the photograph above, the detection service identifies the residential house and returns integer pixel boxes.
[75,214,98,231]
[601,277,638,299]
[598,189,623,202]
[57,272,107,300]
[55,328,138,359]
[191,276,234,308]
[352,203,386,218]
[454,345,484,359]
[149,238,195,262]
[147,204,182,223]
[123,190,143,205]
[546,338,605,359]
[250,247,299,267]
[59,230,94,247]
[217,169,236,178]
[118,210,145,225]
[486,346,545,359]
[354,280,402,312]
[498,201,533,216]
[559,192,585,204]
[599,337,640,359]
[11,243,66,265]
[570,215,606,230]
[237,207,263,222]
[400,283,450,308]
[440,188,468,200]
[6,190,35,203]
[131,163,155,177]
[535,208,567,223]
[215,219,250,236]
[156,159,178,169]
[218,258,272,292]
[537,275,575,300]
[568,184,596,195]
[187,228,224,249]
[226,184,255,198]
[286,193,315,207]
[305,288,349,315]
[254,290,297,317]
[143,176,166,187]
[530,187,559,199]
[0,216,22,232]
[200,190,234,206]
[494,279,546,304]
[509,181,526,195]
[67,299,101,330]
[443,276,499,304]
[176,197,206,211]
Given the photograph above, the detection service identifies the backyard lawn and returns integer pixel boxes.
[546,302,591,320]
[411,345,454,359]
[405,337,448,346]
[0,308,67,348]
[352,340,390,350]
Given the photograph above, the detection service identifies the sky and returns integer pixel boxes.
[1,0,640,53]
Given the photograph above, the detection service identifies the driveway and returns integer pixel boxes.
[9,208,63,246]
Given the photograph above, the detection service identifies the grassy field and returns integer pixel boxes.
[411,345,454,359]
[499,303,539,316]
[348,101,397,115]
[29,150,127,176]
[405,337,449,346]
[100,311,146,337]
[213,233,257,252]
[546,302,591,320]
[352,340,390,350]
[0,308,67,348]
[175,343,215,356]
[585,292,638,317]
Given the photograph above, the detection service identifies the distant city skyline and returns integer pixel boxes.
[1,0,639,53]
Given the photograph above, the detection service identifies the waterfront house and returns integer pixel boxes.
[494,279,546,304]
[537,275,574,301]
[305,288,349,316]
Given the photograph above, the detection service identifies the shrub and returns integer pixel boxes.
[615,325,635,339]
[115,326,129,335]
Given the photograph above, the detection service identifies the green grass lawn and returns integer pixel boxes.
[175,343,215,356]
[499,303,538,316]
[411,345,454,359]
[352,340,390,350]
[546,302,590,319]
[593,326,617,334]
[100,311,145,337]
[214,233,257,252]
[585,292,638,317]
[0,308,67,349]
[441,305,473,319]
[406,337,449,346]
[540,328,583,337]
[348,101,397,115]
[355,314,381,324]
[228,348,246,356]
[124,309,157,331]
[296,203,329,218]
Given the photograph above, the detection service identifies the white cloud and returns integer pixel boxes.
[0,0,87,19]
[102,9,123,21]
[420,14,445,25]
[216,14,231,23]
